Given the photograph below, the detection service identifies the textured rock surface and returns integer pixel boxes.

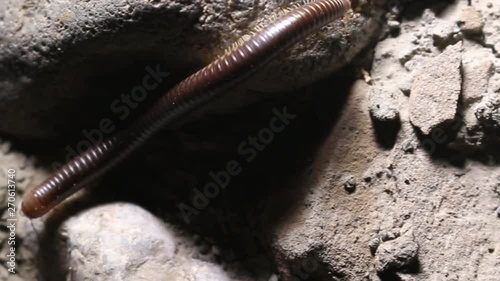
[475,92,500,129]
[409,42,462,135]
[0,0,387,139]
[462,49,494,105]
[55,203,232,281]
[459,6,484,35]
[369,85,400,122]
[59,203,177,280]
[272,1,500,280]
[165,259,231,281]
[374,236,419,273]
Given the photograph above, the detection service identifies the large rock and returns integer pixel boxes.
[0,0,387,139]
[59,203,177,281]
[55,203,233,281]
[409,42,462,135]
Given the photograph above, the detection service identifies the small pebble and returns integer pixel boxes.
[344,175,357,193]
[388,20,401,32]
[369,86,401,122]
[459,7,484,35]
[474,92,500,128]
[369,230,400,255]
[402,142,415,153]
[57,203,177,281]
[375,238,419,273]
[398,75,414,96]
[376,169,392,179]
[496,206,500,218]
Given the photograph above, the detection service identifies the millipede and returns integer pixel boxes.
[22,0,354,218]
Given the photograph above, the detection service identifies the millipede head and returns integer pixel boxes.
[21,193,49,218]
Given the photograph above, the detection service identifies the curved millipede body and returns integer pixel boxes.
[22,0,352,218]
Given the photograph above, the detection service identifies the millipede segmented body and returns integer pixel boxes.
[22,0,352,218]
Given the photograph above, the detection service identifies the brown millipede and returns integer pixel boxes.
[22,0,352,218]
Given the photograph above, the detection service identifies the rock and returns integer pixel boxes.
[0,0,386,140]
[404,55,430,73]
[430,20,460,48]
[343,175,357,193]
[59,203,177,281]
[369,86,400,122]
[459,7,484,35]
[170,259,231,281]
[409,42,462,135]
[474,92,500,129]
[421,8,436,25]
[496,206,500,218]
[398,74,414,96]
[462,106,483,142]
[490,73,500,93]
[402,141,415,153]
[374,237,419,273]
[388,20,401,32]
[462,55,494,105]
[483,4,500,56]
[57,203,232,281]
[368,230,400,255]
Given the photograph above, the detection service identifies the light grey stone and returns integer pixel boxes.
[431,19,460,48]
[459,6,484,35]
[375,237,419,273]
[176,259,231,281]
[490,73,500,93]
[474,92,500,129]
[398,74,414,96]
[369,86,400,122]
[409,42,462,135]
[60,203,177,281]
[58,203,233,281]
[462,56,494,105]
